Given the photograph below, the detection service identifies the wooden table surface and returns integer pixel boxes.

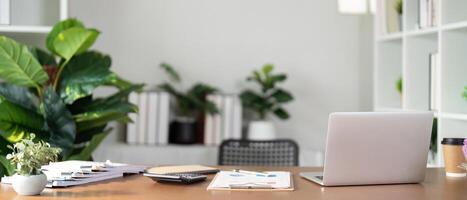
[0,167,465,200]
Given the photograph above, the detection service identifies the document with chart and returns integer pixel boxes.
[207,171,293,191]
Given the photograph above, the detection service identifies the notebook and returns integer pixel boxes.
[146,165,219,174]
[207,171,294,191]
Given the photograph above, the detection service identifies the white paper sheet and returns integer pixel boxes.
[207,171,291,190]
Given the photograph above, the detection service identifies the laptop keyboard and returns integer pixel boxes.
[315,176,323,180]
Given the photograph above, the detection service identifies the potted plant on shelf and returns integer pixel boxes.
[395,0,403,31]
[6,134,61,195]
[240,64,294,140]
[158,63,219,144]
[0,18,142,178]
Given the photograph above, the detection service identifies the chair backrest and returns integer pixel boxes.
[218,139,299,166]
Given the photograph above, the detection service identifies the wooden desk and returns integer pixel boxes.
[0,167,465,200]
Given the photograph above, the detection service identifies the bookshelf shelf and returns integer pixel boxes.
[405,27,439,37]
[0,25,51,34]
[441,21,467,31]
[374,0,467,167]
[438,112,467,121]
[377,32,403,42]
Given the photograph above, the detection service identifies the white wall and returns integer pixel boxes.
[70,0,373,166]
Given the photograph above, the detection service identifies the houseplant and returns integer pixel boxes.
[395,0,403,31]
[0,18,142,177]
[239,64,293,140]
[158,63,218,144]
[6,134,61,195]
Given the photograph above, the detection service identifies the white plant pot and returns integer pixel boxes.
[248,121,276,140]
[12,173,47,196]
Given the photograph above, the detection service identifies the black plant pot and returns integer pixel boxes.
[168,118,197,144]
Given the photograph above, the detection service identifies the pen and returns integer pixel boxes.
[232,169,269,176]
[229,184,274,189]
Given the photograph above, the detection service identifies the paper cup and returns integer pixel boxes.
[442,138,466,177]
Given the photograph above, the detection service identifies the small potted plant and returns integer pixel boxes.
[395,0,403,31]
[240,64,294,140]
[158,63,219,144]
[6,134,61,195]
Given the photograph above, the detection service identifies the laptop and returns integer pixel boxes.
[301,112,433,186]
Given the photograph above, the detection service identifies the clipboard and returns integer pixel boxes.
[207,171,294,191]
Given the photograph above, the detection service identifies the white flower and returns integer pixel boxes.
[15,143,25,151]
[5,154,12,159]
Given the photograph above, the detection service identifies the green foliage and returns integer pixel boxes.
[42,87,76,157]
[58,51,113,104]
[463,86,467,100]
[6,134,61,176]
[396,77,402,95]
[240,64,293,120]
[158,63,218,117]
[0,36,49,88]
[0,18,140,177]
[395,0,403,15]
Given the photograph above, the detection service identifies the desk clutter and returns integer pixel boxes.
[1,160,146,187]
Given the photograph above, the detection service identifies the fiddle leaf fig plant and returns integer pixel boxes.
[240,64,294,120]
[0,18,142,178]
[6,134,61,176]
[158,63,218,118]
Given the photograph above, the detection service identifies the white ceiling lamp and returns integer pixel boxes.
[338,0,376,14]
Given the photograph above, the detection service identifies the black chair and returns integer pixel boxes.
[218,139,299,166]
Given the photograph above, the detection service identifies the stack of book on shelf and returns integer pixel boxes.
[384,0,402,33]
[126,91,170,145]
[204,94,242,145]
[429,51,440,111]
[1,161,146,188]
[419,0,439,28]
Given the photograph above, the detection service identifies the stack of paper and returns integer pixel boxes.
[207,171,293,191]
[1,160,147,188]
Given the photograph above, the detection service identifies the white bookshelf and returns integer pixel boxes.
[374,0,467,166]
[0,0,68,40]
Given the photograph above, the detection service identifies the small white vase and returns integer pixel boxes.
[12,173,47,196]
[248,120,276,140]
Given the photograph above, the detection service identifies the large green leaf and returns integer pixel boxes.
[59,51,112,104]
[273,107,290,119]
[67,129,110,161]
[75,125,106,144]
[29,47,57,66]
[160,63,181,82]
[158,83,180,97]
[74,101,136,122]
[239,90,264,108]
[53,27,100,61]
[271,89,294,103]
[73,85,142,132]
[105,73,134,90]
[42,87,76,157]
[0,96,46,142]
[0,155,14,176]
[262,64,274,75]
[76,113,130,132]
[0,36,49,87]
[0,83,38,111]
[188,83,217,99]
[46,18,84,54]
